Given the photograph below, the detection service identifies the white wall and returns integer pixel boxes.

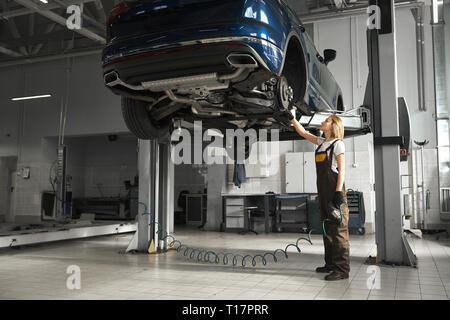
[82,136,138,198]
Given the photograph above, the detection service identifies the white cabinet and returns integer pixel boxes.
[303,152,317,193]
[285,153,304,193]
[285,152,317,193]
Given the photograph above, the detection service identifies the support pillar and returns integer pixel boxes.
[128,139,173,253]
[367,0,416,266]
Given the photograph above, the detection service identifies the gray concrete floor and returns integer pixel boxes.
[0,226,449,300]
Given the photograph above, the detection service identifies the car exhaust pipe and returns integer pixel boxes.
[226,53,258,69]
[165,90,238,116]
[165,89,201,114]
[104,71,145,91]
[104,71,119,86]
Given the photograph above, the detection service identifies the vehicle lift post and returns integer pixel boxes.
[367,0,416,266]
[127,139,174,253]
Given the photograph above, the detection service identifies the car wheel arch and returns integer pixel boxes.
[279,33,308,76]
[279,33,308,106]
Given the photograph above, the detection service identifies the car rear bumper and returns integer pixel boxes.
[102,35,283,87]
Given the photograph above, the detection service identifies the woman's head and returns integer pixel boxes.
[320,115,344,140]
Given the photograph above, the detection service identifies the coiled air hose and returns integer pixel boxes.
[138,201,347,268]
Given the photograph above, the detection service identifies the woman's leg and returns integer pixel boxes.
[329,204,350,275]
[319,202,334,269]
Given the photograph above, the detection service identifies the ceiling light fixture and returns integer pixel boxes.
[11,94,52,101]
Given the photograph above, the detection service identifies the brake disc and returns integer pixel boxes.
[277,76,294,110]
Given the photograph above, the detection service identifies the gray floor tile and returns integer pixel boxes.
[1,228,450,301]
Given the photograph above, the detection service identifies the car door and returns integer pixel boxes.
[279,0,330,112]
[317,53,339,109]
[301,32,328,111]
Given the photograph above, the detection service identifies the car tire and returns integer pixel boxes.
[278,45,310,113]
[121,97,172,141]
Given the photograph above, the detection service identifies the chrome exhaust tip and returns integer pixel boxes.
[226,54,258,69]
[104,71,120,87]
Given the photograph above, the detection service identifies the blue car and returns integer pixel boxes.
[102,0,343,141]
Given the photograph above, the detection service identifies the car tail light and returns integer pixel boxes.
[107,2,130,22]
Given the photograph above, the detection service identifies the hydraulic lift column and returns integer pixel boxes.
[133,139,173,253]
[367,0,416,265]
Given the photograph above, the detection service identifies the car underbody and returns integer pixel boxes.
[104,50,314,139]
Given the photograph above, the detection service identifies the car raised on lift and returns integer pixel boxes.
[102,0,343,144]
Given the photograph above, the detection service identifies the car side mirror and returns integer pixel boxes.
[323,49,337,65]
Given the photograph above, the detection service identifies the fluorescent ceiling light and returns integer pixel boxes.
[11,94,52,101]
[39,0,49,3]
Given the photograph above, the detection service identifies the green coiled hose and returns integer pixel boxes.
[137,202,346,268]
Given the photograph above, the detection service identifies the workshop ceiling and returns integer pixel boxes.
[0,0,415,65]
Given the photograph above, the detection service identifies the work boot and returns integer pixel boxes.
[315,265,334,273]
[325,271,349,281]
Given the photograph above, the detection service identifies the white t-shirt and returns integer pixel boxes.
[316,137,345,174]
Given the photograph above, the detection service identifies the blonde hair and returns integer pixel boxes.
[329,115,344,140]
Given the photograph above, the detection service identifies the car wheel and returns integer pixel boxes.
[121,97,172,141]
[277,75,294,110]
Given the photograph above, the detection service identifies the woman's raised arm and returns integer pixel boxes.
[290,118,319,145]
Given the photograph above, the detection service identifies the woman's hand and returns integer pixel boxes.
[333,191,346,207]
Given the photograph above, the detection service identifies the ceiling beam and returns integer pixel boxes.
[12,0,106,44]
[31,22,58,55]
[28,12,35,53]
[0,44,24,58]
[1,0,29,55]
[0,0,97,19]
[94,0,106,24]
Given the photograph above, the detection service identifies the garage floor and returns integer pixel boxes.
[0,227,449,300]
